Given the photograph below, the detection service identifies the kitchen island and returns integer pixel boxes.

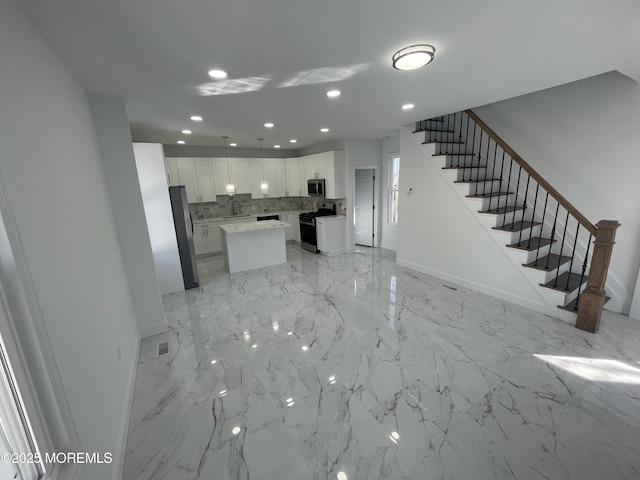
[219,220,289,273]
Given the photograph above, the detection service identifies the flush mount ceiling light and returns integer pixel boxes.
[208,69,228,79]
[392,44,435,71]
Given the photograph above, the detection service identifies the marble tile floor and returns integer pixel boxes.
[123,246,640,480]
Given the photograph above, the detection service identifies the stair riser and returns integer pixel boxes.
[435,144,472,155]
[452,169,490,181]
[495,210,525,225]
[445,156,485,168]
[495,224,542,244]
[538,285,582,310]
[465,180,502,195]
[540,266,574,286]
[522,245,553,264]
[423,131,456,142]
[476,194,516,210]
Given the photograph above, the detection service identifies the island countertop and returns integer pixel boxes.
[219,219,289,234]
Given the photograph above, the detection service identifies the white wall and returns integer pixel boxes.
[474,71,640,316]
[133,143,185,295]
[0,0,140,478]
[396,126,557,316]
[89,95,168,338]
[381,132,400,251]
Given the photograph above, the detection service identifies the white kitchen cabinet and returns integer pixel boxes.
[283,213,301,243]
[324,151,346,199]
[249,158,286,198]
[212,157,251,195]
[194,158,216,202]
[175,157,217,203]
[176,157,199,203]
[193,217,258,255]
[285,158,303,197]
[316,216,347,256]
[164,157,180,186]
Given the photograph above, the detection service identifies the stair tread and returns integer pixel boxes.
[541,271,587,293]
[442,166,487,171]
[422,129,454,133]
[467,191,514,199]
[523,254,572,272]
[454,178,501,184]
[423,141,465,145]
[479,205,524,214]
[493,220,540,231]
[434,153,476,157]
[559,296,610,313]
[507,237,555,251]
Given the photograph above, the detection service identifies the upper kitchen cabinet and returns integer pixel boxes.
[211,157,251,194]
[164,157,180,186]
[299,151,345,199]
[248,158,286,198]
[324,151,345,199]
[176,157,216,203]
[285,158,303,197]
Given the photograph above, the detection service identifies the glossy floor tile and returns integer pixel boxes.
[123,246,640,480]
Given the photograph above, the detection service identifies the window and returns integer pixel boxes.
[388,156,400,223]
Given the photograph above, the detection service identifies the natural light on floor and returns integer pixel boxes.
[534,355,640,384]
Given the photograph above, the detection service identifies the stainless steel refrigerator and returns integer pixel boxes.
[169,186,199,289]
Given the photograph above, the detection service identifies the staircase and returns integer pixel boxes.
[413,111,619,333]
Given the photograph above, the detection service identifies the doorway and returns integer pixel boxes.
[354,168,376,246]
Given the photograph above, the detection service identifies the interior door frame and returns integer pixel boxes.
[352,166,380,248]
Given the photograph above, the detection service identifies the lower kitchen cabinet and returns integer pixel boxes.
[193,217,257,255]
[316,216,346,256]
[283,213,300,243]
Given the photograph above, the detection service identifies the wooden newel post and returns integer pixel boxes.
[575,220,620,333]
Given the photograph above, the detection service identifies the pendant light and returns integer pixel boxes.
[258,138,268,197]
[222,136,235,196]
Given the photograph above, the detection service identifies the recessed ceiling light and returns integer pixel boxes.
[182,129,192,134]
[402,103,415,110]
[326,90,341,98]
[274,145,280,148]
[289,139,297,143]
[230,143,237,147]
[208,69,228,79]
[190,115,203,122]
[264,122,274,128]
[320,128,329,133]
[392,44,435,71]
[177,140,185,144]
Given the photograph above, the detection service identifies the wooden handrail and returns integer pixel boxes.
[465,109,598,236]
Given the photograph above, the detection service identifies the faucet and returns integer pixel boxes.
[231,200,241,216]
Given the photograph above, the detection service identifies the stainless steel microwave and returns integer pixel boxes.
[307,179,325,196]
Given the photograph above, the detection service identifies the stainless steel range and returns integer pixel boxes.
[299,202,336,253]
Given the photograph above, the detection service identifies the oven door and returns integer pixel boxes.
[299,220,318,253]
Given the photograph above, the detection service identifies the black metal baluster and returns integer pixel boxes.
[496,150,506,215]
[511,166,522,234]
[464,113,471,177]
[532,190,549,258]
[565,221,581,291]
[482,134,492,197]
[553,210,571,288]
[457,111,464,168]
[451,112,458,166]
[468,120,478,182]
[517,175,531,245]
[488,142,499,212]
[503,156,515,228]
[574,234,592,310]
[476,130,485,196]
[545,202,561,269]
[527,182,540,250]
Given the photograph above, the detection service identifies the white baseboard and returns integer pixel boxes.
[112,334,141,480]
[319,248,347,257]
[140,322,169,339]
[396,258,558,317]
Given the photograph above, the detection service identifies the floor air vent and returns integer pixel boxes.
[157,341,169,356]
[443,285,458,291]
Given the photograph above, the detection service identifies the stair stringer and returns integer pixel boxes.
[396,125,569,322]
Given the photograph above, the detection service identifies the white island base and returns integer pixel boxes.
[219,220,289,273]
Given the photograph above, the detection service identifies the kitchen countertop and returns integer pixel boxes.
[192,210,307,224]
[219,219,289,234]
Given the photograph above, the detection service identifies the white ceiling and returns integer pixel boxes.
[18,0,640,150]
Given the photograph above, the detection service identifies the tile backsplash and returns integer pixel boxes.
[189,195,346,219]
